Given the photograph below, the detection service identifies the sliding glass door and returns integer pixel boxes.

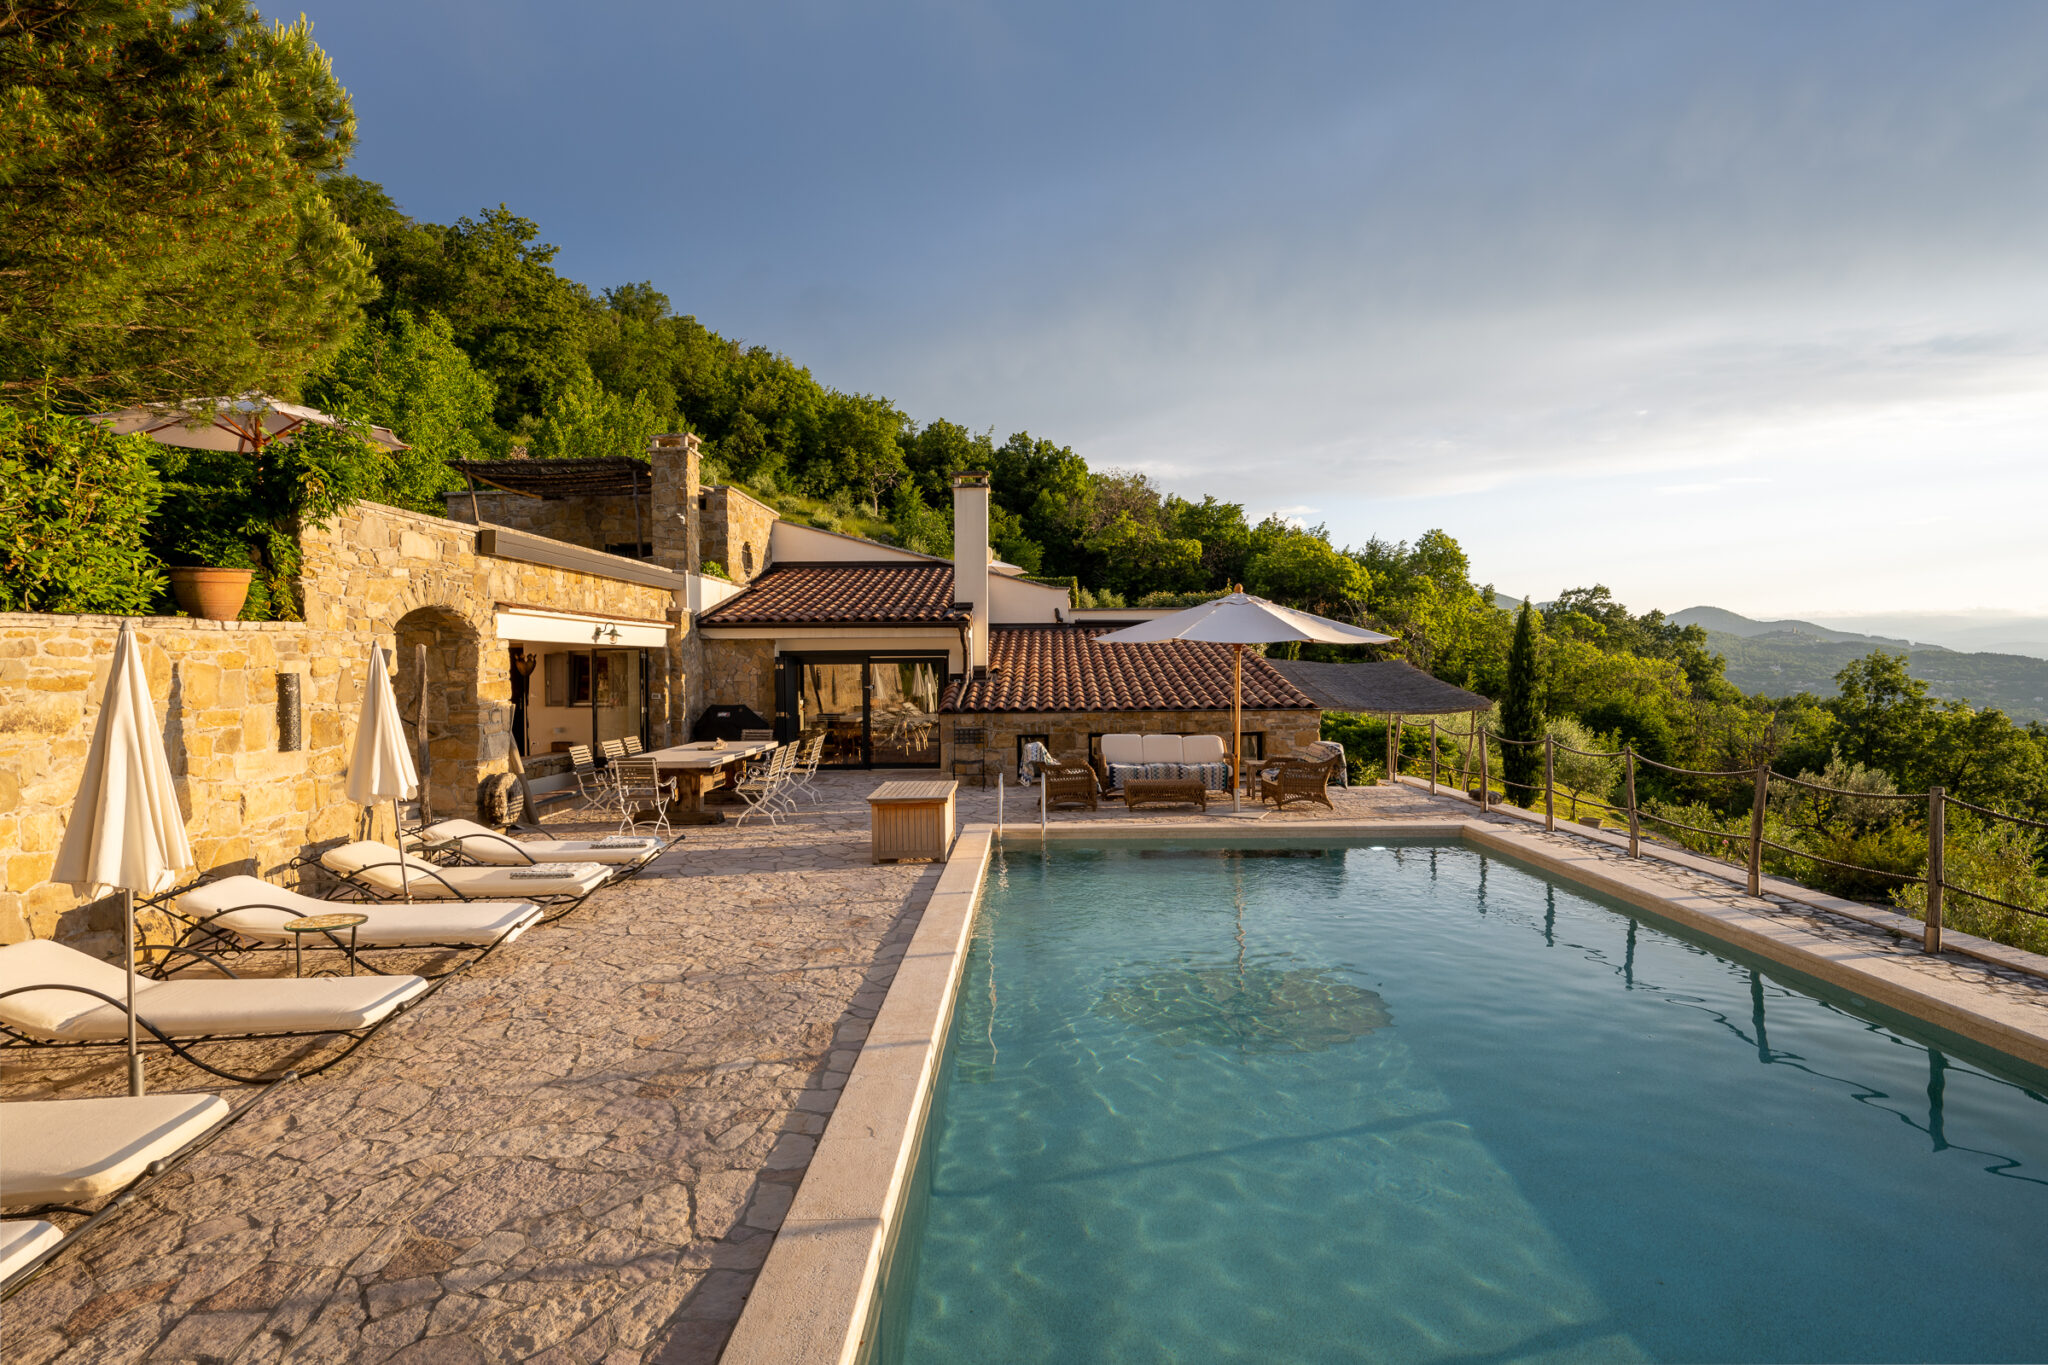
[785,654,945,768]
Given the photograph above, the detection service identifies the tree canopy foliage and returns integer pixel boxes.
[0,1,375,407]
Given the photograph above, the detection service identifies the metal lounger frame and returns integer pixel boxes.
[0,1079,290,1301]
[423,829,682,885]
[136,875,529,980]
[0,960,457,1085]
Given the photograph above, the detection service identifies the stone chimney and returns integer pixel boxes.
[951,471,991,674]
[648,433,700,575]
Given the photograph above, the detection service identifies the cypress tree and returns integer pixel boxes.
[1501,601,1544,806]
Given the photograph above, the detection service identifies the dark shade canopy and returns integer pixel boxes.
[1264,659,1491,715]
[448,457,650,499]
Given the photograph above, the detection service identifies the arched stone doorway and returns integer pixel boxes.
[393,604,509,821]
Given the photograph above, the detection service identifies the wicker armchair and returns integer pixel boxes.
[1041,762,1101,811]
[1258,753,1341,811]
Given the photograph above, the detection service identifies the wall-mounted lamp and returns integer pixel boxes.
[591,624,621,644]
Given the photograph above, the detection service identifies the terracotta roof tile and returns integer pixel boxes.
[699,564,963,626]
[943,627,1318,713]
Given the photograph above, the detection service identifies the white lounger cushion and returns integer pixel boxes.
[419,820,661,867]
[0,939,428,1042]
[0,1219,63,1281]
[321,842,610,899]
[1182,734,1228,763]
[2,1093,230,1206]
[179,876,540,947]
[1139,734,1185,763]
[1100,734,1146,766]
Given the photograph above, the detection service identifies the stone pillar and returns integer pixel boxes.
[648,433,701,743]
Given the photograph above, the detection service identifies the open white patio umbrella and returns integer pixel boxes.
[51,624,193,1096]
[93,392,406,453]
[346,644,420,899]
[1095,592,1394,810]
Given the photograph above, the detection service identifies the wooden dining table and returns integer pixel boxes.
[643,739,780,825]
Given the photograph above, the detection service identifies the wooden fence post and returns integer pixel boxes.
[1543,733,1555,832]
[1925,786,1945,954]
[1747,764,1769,897]
[1477,725,1489,809]
[1625,747,1640,858]
[1429,719,1438,795]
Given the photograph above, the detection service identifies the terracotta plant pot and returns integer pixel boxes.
[167,567,253,621]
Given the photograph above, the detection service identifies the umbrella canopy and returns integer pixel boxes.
[94,392,406,453]
[1093,591,1394,648]
[52,624,192,897]
[346,644,420,809]
[52,623,192,1096]
[1096,593,1393,810]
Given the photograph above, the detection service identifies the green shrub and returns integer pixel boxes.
[0,398,164,614]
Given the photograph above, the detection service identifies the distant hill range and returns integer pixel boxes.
[1671,607,2048,723]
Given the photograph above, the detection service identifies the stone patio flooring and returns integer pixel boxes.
[4,771,2043,1363]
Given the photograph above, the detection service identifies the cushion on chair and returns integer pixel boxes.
[180,876,540,947]
[1099,734,1145,766]
[419,820,660,867]
[0,939,150,1039]
[1139,735,1184,763]
[0,1219,63,1280]
[2,1093,231,1205]
[58,975,429,1041]
[324,842,609,898]
[1182,735,1227,763]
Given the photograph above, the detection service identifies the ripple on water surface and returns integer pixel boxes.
[883,842,2048,1364]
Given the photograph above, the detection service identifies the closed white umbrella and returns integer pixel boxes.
[346,644,420,899]
[52,623,193,1095]
[1096,592,1394,811]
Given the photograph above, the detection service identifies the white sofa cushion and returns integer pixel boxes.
[0,1219,63,1280]
[181,876,540,947]
[1182,734,1227,763]
[1138,735,1182,763]
[2,1093,230,1205]
[1099,734,1145,766]
[420,819,661,867]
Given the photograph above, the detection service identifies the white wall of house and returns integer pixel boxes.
[767,521,934,565]
[989,573,1066,624]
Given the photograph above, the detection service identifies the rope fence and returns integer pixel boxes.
[1373,713,2048,959]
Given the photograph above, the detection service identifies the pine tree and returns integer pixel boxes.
[0,1,375,407]
[1501,600,1545,806]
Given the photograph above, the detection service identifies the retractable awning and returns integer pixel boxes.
[494,608,671,648]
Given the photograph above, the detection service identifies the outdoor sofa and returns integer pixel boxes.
[1097,734,1234,794]
[0,938,435,1082]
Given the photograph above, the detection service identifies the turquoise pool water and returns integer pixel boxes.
[878,840,2048,1364]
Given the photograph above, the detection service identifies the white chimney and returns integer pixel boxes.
[951,471,992,674]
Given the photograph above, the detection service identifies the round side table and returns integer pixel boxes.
[281,912,369,978]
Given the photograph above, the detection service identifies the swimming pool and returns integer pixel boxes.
[874,839,2048,1364]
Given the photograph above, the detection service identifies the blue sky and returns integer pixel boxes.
[315,1,2048,619]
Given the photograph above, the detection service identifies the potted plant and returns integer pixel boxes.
[162,530,257,621]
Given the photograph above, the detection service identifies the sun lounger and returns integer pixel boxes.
[318,840,610,920]
[1,1087,276,1298]
[162,875,541,974]
[3,1092,231,1208]
[418,819,676,879]
[0,938,434,1082]
[0,1220,62,1288]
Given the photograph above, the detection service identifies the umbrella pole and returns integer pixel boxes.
[124,888,143,1097]
[1232,643,1243,813]
[393,798,411,902]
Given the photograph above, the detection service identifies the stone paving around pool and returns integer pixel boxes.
[5,772,2045,1364]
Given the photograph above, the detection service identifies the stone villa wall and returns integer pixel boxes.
[942,708,1324,782]
[700,486,778,584]
[699,639,776,728]
[0,614,380,947]
[3,501,688,949]
[444,488,650,556]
